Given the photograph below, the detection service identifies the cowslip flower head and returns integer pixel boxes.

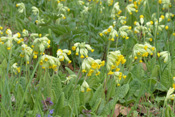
[159,51,170,63]
[80,80,91,92]
[126,4,136,15]
[11,63,20,74]
[1,29,23,50]
[82,57,104,76]
[16,3,25,13]
[111,2,122,18]
[72,42,94,58]
[107,50,126,72]
[20,44,33,64]
[32,36,50,53]
[131,43,156,61]
[40,55,60,71]
[57,49,71,63]
[32,6,39,15]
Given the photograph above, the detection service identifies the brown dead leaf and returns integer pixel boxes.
[113,104,131,117]
[113,104,121,117]
[141,62,147,71]
[120,105,131,116]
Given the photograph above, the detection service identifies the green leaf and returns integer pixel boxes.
[91,98,102,113]
[54,92,65,115]
[115,84,129,99]
[68,90,80,115]
[106,78,116,101]
[52,75,62,98]
[100,97,118,116]
[160,68,172,89]
[151,65,160,78]
[90,84,103,106]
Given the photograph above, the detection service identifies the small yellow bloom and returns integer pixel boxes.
[99,33,103,37]
[108,71,114,75]
[80,55,84,58]
[39,34,42,37]
[82,69,87,73]
[72,46,76,51]
[140,15,144,19]
[86,87,91,92]
[125,37,129,40]
[75,52,79,56]
[7,47,11,50]
[33,55,37,59]
[123,75,126,79]
[157,53,160,57]
[165,26,169,30]
[91,49,94,52]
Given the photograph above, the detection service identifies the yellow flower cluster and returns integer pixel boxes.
[32,36,50,53]
[107,50,126,74]
[0,26,3,35]
[158,51,170,63]
[20,44,33,64]
[99,26,118,41]
[111,2,122,19]
[80,80,91,92]
[0,29,23,50]
[107,0,114,6]
[131,43,156,62]
[113,71,127,86]
[57,49,72,63]
[107,50,126,86]
[11,63,20,74]
[40,55,60,71]
[82,57,105,76]
[72,42,94,58]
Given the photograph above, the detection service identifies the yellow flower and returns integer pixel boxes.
[17,40,21,44]
[17,67,20,73]
[165,26,169,30]
[82,69,87,73]
[140,15,144,19]
[134,56,138,60]
[115,68,120,71]
[108,71,114,75]
[67,50,71,55]
[80,55,84,58]
[33,55,37,59]
[173,84,175,89]
[39,34,42,37]
[160,15,164,19]
[99,33,103,37]
[96,71,100,76]
[86,87,91,92]
[40,60,43,65]
[17,32,21,38]
[7,47,11,50]
[144,46,148,50]
[75,52,79,56]
[123,75,126,79]
[72,46,76,51]
[157,53,160,57]
[91,49,94,52]
[125,37,129,40]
